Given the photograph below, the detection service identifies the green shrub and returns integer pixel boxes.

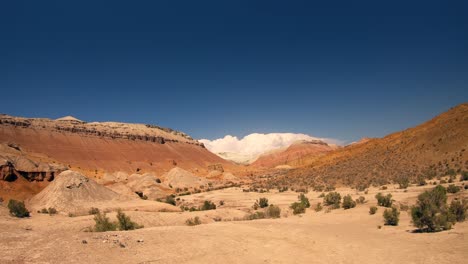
[314,202,323,212]
[369,206,378,215]
[396,176,409,189]
[200,200,216,211]
[290,202,306,215]
[411,185,455,232]
[447,184,461,194]
[383,207,400,226]
[265,205,281,218]
[356,196,366,204]
[244,211,266,220]
[342,195,356,209]
[8,199,30,218]
[116,210,143,230]
[258,197,269,208]
[449,199,467,222]
[462,171,468,181]
[323,192,341,209]
[93,211,116,232]
[186,216,202,226]
[298,193,310,208]
[375,193,393,207]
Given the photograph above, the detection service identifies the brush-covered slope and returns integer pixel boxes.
[0,114,236,176]
[269,103,468,189]
[251,140,337,168]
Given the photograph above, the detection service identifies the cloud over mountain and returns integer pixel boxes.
[199,133,341,156]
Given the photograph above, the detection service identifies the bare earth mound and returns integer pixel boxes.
[29,170,122,213]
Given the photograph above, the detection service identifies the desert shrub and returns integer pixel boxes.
[342,195,356,209]
[449,199,467,222]
[399,203,409,212]
[447,169,456,177]
[369,206,378,215]
[440,179,447,184]
[447,184,461,194]
[383,207,400,226]
[465,185,468,190]
[116,210,143,230]
[8,199,30,218]
[200,200,216,211]
[318,193,325,198]
[93,211,116,232]
[375,193,393,207]
[314,202,323,212]
[244,211,266,220]
[48,207,57,215]
[89,207,100,215]
[298,193,310,208]
[411,185,455,232]
[462,171,468,181]
[356,196,366,204]
[265,205,281,218]
[380,186,388,190]
[290,202,306,215]
[219,200,224,206]
[164,195,176,206]
[40,208,49,214]
[0,197,3,204]
[323,192,341,209]
[396,176,409,189]
[258,197,269,208]
[186,216,202,226]
[417,175,427,186]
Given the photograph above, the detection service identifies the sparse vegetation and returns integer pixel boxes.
[449,199,467,222]
[446,184,461,193]
[396,175,409,189]
[186,216,202,226]
[314,202,323,212]
[258,197,269,208]
[369,206,378,215]
[265,205,281,218]
[375,193,393,207]
[356,196,366,204]
[116,210,143,230]
[383,207,400,226]
[200,200,216,211]
[8,199,30,218]
[93,211,116,232]
[244,211,266,220]
[290,202,306,215]
[290,193,311,214]
[323,192,341,209]
[462,171,468,181]
[410,185,455,232]
[89,207,100,215]
[342,195,356,209]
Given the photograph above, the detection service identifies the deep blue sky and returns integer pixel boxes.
[1,0,467,143]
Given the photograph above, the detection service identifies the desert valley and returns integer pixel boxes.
[1,103,467,263]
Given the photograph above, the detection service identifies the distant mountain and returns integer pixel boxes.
[268,103,468,188]
[251,140,337,168]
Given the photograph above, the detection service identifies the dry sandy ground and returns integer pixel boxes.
[1,184,467,264]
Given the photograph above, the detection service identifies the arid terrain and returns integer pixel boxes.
[1,180,467,263]
[0,104,467,263]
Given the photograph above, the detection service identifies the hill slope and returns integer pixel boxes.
[267,103,468,189]
[0,114,236,177]
[251,140,337,168]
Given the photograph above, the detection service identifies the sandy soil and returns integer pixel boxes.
[1,184,467,264]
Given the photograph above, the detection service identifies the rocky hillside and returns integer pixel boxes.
[251,140,337,168]
[0,114,237,180]
[265,103,468,189]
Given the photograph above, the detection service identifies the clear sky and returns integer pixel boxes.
[1,0,467,143]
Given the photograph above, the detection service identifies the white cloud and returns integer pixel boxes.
[199,133,342,156]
